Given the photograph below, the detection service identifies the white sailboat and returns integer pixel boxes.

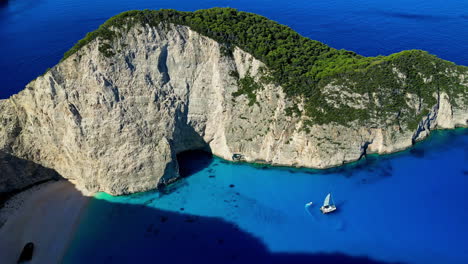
[320,193,337,214]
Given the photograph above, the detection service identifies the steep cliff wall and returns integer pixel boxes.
[1,22,466,195]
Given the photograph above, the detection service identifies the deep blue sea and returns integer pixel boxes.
[1,0,467,263]
[1,0,467,98]
[63,130,468,264]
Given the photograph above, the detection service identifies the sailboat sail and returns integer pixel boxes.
[320,193,337,214]
[323,193,331,206]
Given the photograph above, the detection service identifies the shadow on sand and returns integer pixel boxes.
[0,150,62,206]
[64,196,405,264]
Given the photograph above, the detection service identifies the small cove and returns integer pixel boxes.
[1,0,467,263]
[64,129,468,264]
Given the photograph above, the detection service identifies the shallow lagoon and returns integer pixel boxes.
[64,129,468,264]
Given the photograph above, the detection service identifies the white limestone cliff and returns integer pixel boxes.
[1,24,466,195]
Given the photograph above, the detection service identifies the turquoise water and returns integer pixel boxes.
[2,0,467,263]
[1,0,467,98]
[64,129,468,264]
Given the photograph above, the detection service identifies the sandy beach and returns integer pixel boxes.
[0,180,90,264]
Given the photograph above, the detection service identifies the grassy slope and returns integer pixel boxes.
[61,8,467,129]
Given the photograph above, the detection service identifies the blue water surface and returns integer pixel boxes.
[0,0,467,98]
[1,0,467,263]
[63,129,468,264]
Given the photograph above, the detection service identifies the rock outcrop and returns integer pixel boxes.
[1,23,467,195]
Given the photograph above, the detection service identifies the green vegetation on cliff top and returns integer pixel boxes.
[62,8,467,128]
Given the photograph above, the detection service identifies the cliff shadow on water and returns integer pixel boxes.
[64,196,405,264]
[0,0,8,9]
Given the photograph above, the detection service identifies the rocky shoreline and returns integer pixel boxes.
[0,22,466,196]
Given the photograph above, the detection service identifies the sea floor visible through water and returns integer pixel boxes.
[63,129,468,264]
[1,0,467,98]
[1,0,467,263]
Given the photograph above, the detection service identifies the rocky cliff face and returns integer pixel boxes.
[1,23,467,195]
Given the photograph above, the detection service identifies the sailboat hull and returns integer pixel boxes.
[320,205,337,214]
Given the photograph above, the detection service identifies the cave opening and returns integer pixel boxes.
[176,149,214,178]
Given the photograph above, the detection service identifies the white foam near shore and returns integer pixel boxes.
[0,180,90,264]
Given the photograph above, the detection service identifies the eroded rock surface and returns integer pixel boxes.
[1,24,466,195]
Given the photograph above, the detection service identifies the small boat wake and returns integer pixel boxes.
[304,202,317,220]
[304,197,345,231]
